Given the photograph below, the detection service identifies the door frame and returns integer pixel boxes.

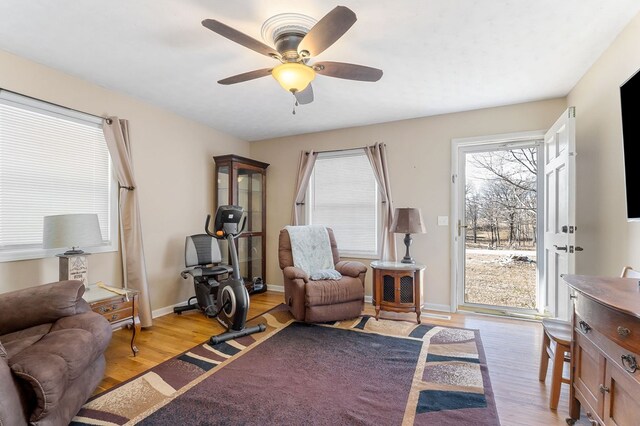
[450,130,546,314]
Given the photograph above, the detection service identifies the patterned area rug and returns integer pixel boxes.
[72,305,499,425]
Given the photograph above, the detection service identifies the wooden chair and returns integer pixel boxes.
[539,317,572,410]
[539,265,640,410]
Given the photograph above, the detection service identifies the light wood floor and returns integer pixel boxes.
[100,291,585,425]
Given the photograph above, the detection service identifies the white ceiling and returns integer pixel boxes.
[0,1,639,142]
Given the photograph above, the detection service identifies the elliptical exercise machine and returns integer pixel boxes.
[205,205,266,345]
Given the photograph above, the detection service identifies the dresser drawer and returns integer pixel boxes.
[101,307,134,323]
[575,314,640,386]
[92,298,131,314]
[574,292,640,354]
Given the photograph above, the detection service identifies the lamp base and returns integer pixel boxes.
[401,233,416,264]
[57,253,91,288]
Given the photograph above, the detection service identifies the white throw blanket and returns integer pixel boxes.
[285,225,335,276]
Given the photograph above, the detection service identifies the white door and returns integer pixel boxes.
[543,107,576,320]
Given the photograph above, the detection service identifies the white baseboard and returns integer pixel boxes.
[152,301,188,319]
[423,302,452,313]
[152,288,442,319]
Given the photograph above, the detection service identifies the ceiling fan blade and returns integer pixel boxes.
[217,68,272,85]
[314,61,383,82]
[297,6,357,57]
[202,19,280,59]
[294,84,314,105]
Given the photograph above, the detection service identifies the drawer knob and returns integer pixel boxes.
[621,354,638,373]
[585,411,598,426]
[617,326,631,337]
[579,320,592,334]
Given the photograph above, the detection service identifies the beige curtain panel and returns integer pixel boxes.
[365,143,397,261]
[291,150,318,225]
[103,117,153,328]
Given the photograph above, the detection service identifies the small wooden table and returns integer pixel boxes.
[371,261,425,323]
[84,284,140,356]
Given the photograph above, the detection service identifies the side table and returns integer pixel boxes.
[371,261,425,323]
[83,284,140,356]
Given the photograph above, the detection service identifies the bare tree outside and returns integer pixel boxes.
[464,147,538,309]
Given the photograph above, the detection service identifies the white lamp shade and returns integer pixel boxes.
[43,214,103,250]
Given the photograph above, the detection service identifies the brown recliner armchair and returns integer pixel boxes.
[0,280,112,426]
[279,227,367,322]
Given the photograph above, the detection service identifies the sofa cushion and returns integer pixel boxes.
[1,323,53,358]
[51,312,112,354]
[305,276,364,307]
[9,328,100,422]
[0,280,86,336]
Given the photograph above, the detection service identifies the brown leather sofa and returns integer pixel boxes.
[279,227,367,322]
[0,280,112,426]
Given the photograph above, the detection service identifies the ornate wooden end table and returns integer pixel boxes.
[84,283,141,356]
[371,261,425,323]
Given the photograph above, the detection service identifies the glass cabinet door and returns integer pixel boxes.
[216,165,230,264]
[214,155,268,288]
[236,235,263,284]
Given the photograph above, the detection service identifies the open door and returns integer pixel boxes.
[543,107,577,320]
[451,132,544,316]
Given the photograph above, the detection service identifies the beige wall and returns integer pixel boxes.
[568,12,640,276]
[250,98,567,310]
[0,49,249,311]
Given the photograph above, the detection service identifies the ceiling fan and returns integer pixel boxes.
[201,6,383,106]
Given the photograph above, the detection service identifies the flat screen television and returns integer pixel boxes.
[621,67,640,220]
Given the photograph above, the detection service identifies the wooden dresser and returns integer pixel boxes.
[564,274,640,426]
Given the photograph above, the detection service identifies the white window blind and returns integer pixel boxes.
[0,90,116,261]
[307,150,379,257]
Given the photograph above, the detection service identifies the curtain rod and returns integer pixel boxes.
[305,143,386,155]
[0,87,108,122]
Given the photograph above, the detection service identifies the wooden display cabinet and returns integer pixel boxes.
[214,154,269,293]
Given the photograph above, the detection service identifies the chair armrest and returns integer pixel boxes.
[0,357,26,426]
[0,280,86,336]
[335,261,367,278]
[283,266,309,283]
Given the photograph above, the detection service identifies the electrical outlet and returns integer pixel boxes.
[437,216,449,226]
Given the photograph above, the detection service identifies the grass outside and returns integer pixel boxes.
[464,250,537,310]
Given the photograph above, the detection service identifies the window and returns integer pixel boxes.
[0,90,117,261]
[306,149,380,258]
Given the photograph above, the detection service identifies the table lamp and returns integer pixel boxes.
[43,213,103,288]
[391,208,426,264]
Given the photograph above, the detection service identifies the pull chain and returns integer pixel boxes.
[292,98,299,115]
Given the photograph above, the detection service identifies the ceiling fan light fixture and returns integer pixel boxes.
[271,63,315,93]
